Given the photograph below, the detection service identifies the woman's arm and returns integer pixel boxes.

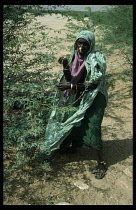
[58,57,71,81]
[71,83,98,91]
[57,82,97,91]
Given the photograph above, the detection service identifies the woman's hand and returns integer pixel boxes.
[58,57,71,81]
[57,82,71,91]
[58,57,69,69]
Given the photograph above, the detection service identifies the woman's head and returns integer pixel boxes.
[75,31,95,56]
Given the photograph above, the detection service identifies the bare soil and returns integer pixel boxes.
[3,14,133,205]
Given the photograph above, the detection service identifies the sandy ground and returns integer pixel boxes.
[3,14,133,205]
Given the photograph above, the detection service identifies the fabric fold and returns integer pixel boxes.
[41,31,108,157]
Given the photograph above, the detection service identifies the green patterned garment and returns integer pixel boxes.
[41,31,108,158]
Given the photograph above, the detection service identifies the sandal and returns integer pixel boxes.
[91,161,107,179]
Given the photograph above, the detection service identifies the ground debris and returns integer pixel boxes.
[74,180,89,190]
[55,202,72,205]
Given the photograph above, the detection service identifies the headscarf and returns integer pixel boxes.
[72,30,95,82]
[75,30,95,54]
[63,31,95,102]
[70,50,85,84]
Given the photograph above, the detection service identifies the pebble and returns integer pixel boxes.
[123,168,132,178]
[74,180,89,190]
[55,202,72,205]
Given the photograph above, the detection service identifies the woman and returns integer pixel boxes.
[41,31,108,179]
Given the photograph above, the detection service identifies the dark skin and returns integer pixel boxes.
[57,38,106,178]
[57,38,96,90]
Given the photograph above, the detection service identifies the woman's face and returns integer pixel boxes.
[76,38,90,56]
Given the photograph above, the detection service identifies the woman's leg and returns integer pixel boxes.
[82,92,107,179]
[97,149,104,162]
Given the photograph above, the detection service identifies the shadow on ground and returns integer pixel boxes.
[51,138,133,170]
[3,137,133,205]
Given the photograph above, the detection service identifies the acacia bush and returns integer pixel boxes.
[91,5,133,82]
[3,5,62,168]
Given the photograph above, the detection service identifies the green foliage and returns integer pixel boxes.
[92,6,133,73]
[107,5,132,44]
[3,6,62,167]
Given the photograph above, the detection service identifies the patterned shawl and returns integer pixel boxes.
[41,31,108,158]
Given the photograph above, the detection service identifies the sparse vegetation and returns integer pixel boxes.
[3,5,133,205]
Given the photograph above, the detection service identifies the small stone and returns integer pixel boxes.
[55,202,72,205]
[74,180,89,190]
[123,168,132,178]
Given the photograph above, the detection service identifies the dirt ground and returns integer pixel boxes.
[3,14,133,205]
